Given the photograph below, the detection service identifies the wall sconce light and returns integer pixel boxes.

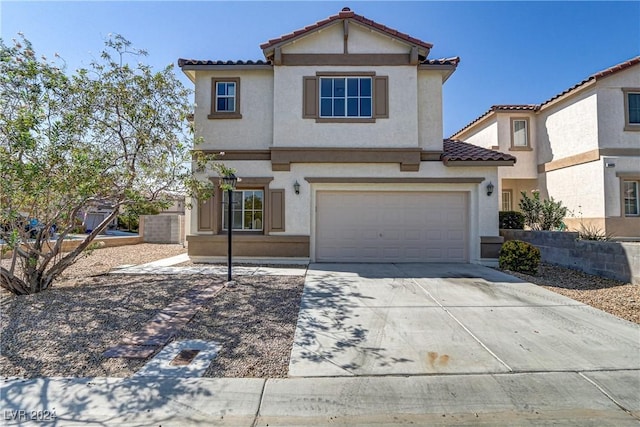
[294,180,300,195]
[486,181,494,196]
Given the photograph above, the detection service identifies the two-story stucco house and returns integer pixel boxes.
[179,7,515,264]
[452,57,640,239]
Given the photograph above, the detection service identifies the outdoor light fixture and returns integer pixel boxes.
[223,173,238,282]
[486,182,494,196]
[294,180,300,195]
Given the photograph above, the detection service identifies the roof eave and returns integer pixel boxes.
[418,63,458,82]
[442,160,516,167]
[179,64,273,71]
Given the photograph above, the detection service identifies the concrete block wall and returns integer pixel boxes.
[141,214,185,244]
[500,230,640,284]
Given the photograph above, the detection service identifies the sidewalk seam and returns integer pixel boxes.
[410,277,514,372]
[578,371,639,421]
[251,378,268,427]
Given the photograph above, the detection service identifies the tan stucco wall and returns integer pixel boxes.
[417,70,444,150]
[544,159,604,218]
[499,179,538,211]
[462,120,498,149]
[280,20,410,55]
[193,69,273,151]
[272,65,420,148]
[193,159,500,264]
[497,113,538,179]
[537,89,599,163]
[596,66,640,149]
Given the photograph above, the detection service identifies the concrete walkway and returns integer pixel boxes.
[2,372,639,426]
[2,262,639,426]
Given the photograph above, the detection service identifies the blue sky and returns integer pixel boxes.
[2,1,638,136]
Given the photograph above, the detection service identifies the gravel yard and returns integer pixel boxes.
[1,243,637,380]
[503,263,639,324]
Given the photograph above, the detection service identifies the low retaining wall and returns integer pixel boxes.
[141,214,184,244]
[0,235,142,260]
[500,230,640,285]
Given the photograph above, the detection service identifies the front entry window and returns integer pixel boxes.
[222,190,263,230]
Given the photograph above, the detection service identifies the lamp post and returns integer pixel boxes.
[222,173,238,281]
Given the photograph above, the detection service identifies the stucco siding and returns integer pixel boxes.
[603,155,640,218]
[272,65,419,148]
[417,71,444,151]
[280,20,411,55]
[462,120,498,149]
[195,160,499,263]
[543,159,604,218]
[596,66,640,149]
[347,22,413,54]
[194,70,273,150]
[497,113,537,179]
[537,90,599,162]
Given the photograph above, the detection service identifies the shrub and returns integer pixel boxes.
[499,211,525,229]
[578,222,614,241]
[519,191,568,231]
[499,240,541,275]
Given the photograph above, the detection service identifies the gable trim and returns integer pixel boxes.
[281,53,414,66]
[305,177,485,184]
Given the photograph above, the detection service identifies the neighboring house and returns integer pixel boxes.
[179,7,515,264]
[452,57,640,239]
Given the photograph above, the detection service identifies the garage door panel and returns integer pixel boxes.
[316,191,468,263]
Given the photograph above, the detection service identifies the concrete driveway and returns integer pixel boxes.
[289,263,640,377]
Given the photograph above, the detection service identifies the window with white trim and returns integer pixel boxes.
[216,82,236,112]
[511,118,529,147]
[320,77,372,118]
[222,190,263,230]
[209,77,242,119]
[624,180,639,216]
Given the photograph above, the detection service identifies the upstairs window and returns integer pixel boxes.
[511,118,530,149]
[623,88,640,130]
[320,77,372,118]
[303,73,388,122]
[209,77,242,119]
[216,82,236,112]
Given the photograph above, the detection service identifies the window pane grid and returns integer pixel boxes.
[319,77,372,118]
[216,82,236,113]
[222,190,263,230]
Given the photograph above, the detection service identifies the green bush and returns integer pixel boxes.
[519,191,568,231]
[499,240,541,275]
[499,211,525,229]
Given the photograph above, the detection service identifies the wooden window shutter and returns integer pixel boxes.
[373,76,389,118]
[269,189,285,232]
[303,77,318,118]
[197,196,214,231]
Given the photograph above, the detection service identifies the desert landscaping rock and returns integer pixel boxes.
[1,244,637,381]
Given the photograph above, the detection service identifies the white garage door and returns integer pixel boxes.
[315,191,468,263]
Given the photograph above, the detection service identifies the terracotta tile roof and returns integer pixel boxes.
[539,56,640,107]
[451,56,640,138]
[450,105,539,138]
[442,139,516,163]
[260,7,433,52]
[178,59,271,67]
[421,57,460,66]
